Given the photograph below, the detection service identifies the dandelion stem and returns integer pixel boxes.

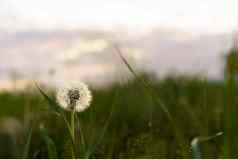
[71,111,76,159]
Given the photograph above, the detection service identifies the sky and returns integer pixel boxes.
[1,0,238,34]
[0,0,237,90]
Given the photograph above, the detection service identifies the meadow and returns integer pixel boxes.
[0,50,238,159]
[0,73,225,159]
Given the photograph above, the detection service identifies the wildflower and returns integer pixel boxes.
[56,82,92,112]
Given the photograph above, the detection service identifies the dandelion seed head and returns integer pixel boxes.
[56,82,92,112]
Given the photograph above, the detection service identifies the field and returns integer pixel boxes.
[0,73,228,159]
[1,49,238,159]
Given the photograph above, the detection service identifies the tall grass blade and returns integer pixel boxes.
[22,127,33,159]
[40,125,58,159]
[35,83,62,115]
[223,75,238,158]
[32,150,40,159]
[114,45,173,121]
[36,84,78,159]
[85,90,118,159]
[114,46,189,158]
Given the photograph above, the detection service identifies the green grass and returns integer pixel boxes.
[3,47,238,159]
[0,73,225,159]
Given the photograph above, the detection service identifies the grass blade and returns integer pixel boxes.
[191,132,223,159]
[22,127,33,159]
[32,150,41,159]
[40,125,58,159]
[85,90,118,159]
[36,83,78,159]
[114,46,189,158]
[35,83,62,114]
[114,45,173,121]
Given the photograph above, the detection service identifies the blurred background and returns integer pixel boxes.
[1,0,238,90]
[1,0,238,159]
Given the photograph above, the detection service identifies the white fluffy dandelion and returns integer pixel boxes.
[56,82,92,112]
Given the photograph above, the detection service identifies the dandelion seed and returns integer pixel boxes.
[56,82,92,112]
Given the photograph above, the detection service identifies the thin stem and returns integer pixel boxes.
[71,111,76,159]
[76,115,86,153]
